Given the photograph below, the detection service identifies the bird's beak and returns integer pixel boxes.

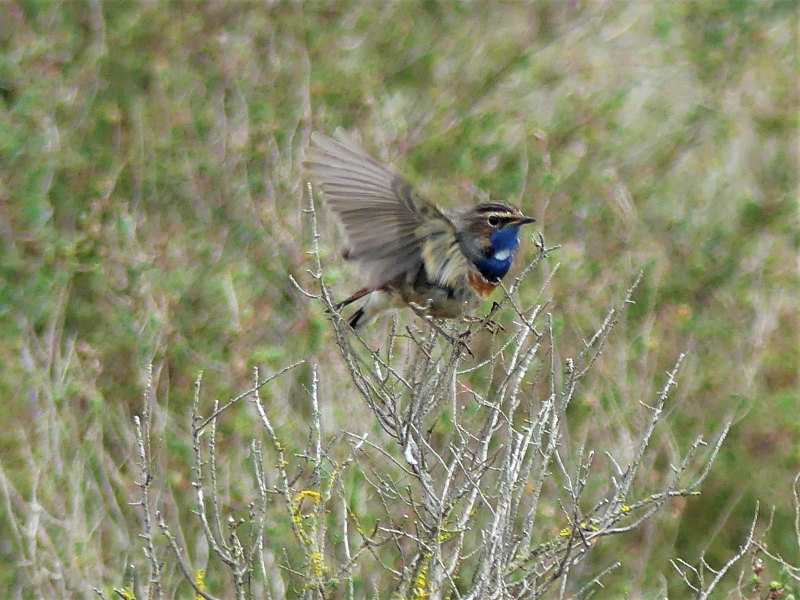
[516,215,537,226]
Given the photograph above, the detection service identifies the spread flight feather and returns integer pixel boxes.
[304,130,468,291]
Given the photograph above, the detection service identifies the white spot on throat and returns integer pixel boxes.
[493,249,512,261]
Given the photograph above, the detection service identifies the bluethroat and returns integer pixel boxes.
[304,130,536,330]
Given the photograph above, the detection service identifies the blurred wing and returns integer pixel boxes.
[305,130,458,289]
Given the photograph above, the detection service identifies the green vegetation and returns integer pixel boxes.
[0,1,796,597]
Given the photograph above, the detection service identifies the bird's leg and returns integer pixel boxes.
[424,316,474,358]
[462,314,505,334]
[483,300,506,333]
[461,301,506,338]
[408,303,474,358]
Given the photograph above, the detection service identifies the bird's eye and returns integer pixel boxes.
[488,216,500,227]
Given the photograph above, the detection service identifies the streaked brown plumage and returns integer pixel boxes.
[304,130,536,329]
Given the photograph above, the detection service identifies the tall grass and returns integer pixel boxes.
[1,1,797,597]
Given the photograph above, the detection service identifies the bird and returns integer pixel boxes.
[303,129,536,330]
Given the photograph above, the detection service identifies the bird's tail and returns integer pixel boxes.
[347,307,367,330]
[331,289,393,331]
[328,287,374,330]
[333,287,371,312]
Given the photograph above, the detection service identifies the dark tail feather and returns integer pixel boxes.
[333,287,371,311]
[326,288,371,329]
[347,307,366,330]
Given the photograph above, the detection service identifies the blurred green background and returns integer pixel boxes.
[0,0,797,597]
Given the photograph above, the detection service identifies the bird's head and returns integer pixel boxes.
[464,201,536,282]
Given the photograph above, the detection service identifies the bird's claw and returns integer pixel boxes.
[453,336,474,358]
[463,314,505,333]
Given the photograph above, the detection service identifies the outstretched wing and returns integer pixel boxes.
[304,130,464,290]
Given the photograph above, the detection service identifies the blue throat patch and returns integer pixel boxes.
[473,225,521,282]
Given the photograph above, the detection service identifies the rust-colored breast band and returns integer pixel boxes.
[467,269,499,299]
